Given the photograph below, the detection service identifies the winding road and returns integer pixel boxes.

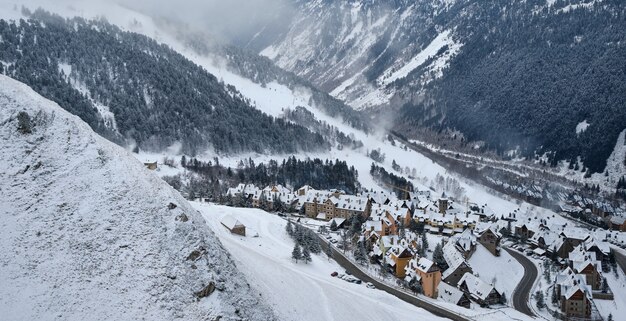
[505,248,538,317]
[316,234,469,321]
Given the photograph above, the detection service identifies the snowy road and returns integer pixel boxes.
[505,248,538,317]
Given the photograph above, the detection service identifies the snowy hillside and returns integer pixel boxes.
[193,203,449,321]
[0,75,276,321]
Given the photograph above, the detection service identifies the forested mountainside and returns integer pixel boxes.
[169,25,371,132]
[0,9,328,155]
[0,74,277,320]
[252,0,626,174]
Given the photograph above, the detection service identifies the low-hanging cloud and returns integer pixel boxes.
[118,0,294,44]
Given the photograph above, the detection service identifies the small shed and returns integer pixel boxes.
[221,215,246,236]
[144,162,158,170]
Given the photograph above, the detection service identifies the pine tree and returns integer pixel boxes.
[433,243,447,269]
[330,219,338,231]
[292,244,302,263]
[500,292,507,304]
[505,220,512,237]
[302,245,311,264]
[307,231,322,254]
[286,220,293,236]
[409,276,423,294]
[602,277,609,293]
[551,286,558,304]
[608,313,613,321]
[325,242,333,261]
[399,220,406,239]
[535,291,545,309]
[422,232,429,252]
[350,214,363,236]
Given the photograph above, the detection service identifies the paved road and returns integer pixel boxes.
[612,247,626,274]
[313,233,469,321]
[505,248,538,317]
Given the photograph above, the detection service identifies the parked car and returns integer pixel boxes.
[338,273,345,279]
[525,250,533,256]
[355,279,362,284]
[345,270,352,275]
[366,282,375,289]
[331,271,338,277]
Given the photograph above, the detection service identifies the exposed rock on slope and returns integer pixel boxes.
[0,75,276,321]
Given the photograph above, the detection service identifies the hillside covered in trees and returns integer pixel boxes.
[394,0,626,173]
[0,9,329,155]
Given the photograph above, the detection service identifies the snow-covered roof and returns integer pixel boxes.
[454,229,477,250]
[221,215,245,230]
[458,273,496,301]
[584,238,610,255]
[610,215,626,225]
[416,257,436,274]
[327,195,368,212]
[438,282,465,305]
[364,220,382,232]
[442,241,470,279]
[330,217,346,226]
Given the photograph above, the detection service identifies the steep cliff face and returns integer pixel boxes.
[0,75,277,321]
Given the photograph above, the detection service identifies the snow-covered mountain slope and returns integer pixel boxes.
[0,75,276,321]
[193,203,449,321]
[257,0,460,110]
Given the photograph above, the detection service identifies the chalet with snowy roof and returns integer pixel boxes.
[250,188,298,210]
[226,183,260,198]
[323,195,370,220]
[514,221,539,240]
[584,238,610,262]
[609,215,626,231]
[449,229,477,259]
[555,267,593,318]
[457,273,501,306]
[438,281,471,308]
[220,215,245,236]
[559,228,591,257]
[442,241,473,286]
[366,190,393,206]
[386,244,414,278]
[414,258,441,298]
[475,224,501,256]
[568,245,602,290]
[296,185,314,196]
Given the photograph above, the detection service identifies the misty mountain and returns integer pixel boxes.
[251,0,626,173]
[0,9,329,155]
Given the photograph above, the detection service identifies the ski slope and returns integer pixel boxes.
[193,202,450,321]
